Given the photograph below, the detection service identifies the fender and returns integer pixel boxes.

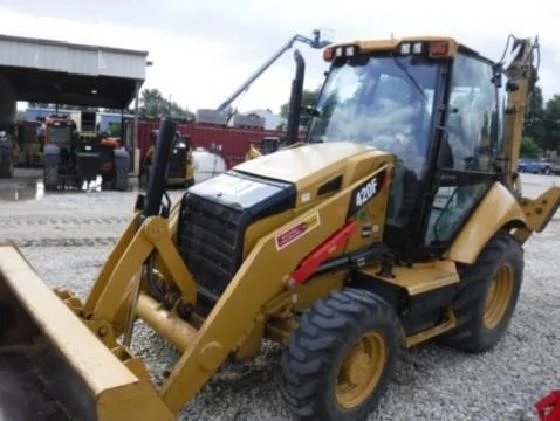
[114,148,131,172]
[0,142,13,176]
[43,144,61,167]
[446,182,527,264]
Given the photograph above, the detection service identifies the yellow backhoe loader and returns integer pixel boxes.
[1,34,558,421]
[245,136,282,160]
[143,129,195,189]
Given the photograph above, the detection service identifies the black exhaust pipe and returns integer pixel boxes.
[143,117,176,217]
[285,49,305,145]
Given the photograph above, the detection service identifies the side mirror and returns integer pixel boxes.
[491,63,502,88]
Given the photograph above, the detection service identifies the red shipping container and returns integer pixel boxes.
[135,118,286,170]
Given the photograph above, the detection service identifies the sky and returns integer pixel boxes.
[0,0,559,114]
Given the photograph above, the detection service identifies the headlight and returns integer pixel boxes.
[412,42,423,54]
[400,42,411,55]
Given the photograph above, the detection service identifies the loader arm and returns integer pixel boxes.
[50,162,391,415]
[58,163,390,415]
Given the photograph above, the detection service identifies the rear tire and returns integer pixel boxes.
[0,151,13,178]
[279,288,400,421]
[113,165,129,191]
[439,231,523,352]
[0,161,13,179]
[43,165,59,191]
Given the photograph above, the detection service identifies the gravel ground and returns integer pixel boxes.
[0,171,559,420]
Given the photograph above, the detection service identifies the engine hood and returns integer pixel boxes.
[234,142,391,195]
[186,142,392,214]
[236,142,378,182]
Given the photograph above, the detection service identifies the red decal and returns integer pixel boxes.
[290,220,358,285]
[275,212,320,250]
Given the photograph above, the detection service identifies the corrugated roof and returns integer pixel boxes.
[0,34,149,108]
[0,34,148,78]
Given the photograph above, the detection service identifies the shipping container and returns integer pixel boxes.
[136,118,286,170]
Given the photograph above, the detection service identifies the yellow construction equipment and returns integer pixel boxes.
[245,136,282,160]
[244,140,263,160]
[1,35,558,421]
[144,129,194,188]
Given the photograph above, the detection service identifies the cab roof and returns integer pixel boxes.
[325,35,494,64]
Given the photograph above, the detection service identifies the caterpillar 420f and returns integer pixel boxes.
[0,34,557,421]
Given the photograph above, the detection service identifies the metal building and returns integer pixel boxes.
[0,34,149,171]
[0,34,148,108]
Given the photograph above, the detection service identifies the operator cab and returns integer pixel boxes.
[44,118,76,145]
[260,137,281,154]
[308,38,505,262]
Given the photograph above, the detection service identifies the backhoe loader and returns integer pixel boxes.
[245,136,282,160]
[0,34,558,421]
[143,129,195,189]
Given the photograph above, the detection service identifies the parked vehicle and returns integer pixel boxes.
[518,158,558,174]
[0,128,14,178]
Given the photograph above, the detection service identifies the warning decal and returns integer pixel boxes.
[275,212,321,251]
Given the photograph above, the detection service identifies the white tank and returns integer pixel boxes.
[192,147,227,184]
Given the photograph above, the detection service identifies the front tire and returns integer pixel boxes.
[439,231,523,352]
[279,288,400,421]
[113,165,129,191]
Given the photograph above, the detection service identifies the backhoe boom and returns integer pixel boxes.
[500,35,540,194]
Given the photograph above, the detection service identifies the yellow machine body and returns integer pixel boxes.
[0,34,558,420]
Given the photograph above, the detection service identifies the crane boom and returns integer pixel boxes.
[216,29,331,113]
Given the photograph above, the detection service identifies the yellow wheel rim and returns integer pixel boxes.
[335,331,386,409]
[484,264,514,330]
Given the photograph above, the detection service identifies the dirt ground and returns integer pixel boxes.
[0,168,558,420]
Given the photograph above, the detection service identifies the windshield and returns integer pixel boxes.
[308,55,440,178]
[47,125,71,144]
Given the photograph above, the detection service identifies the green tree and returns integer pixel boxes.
[542,94,560,151]
[520,136,542,158]
[139,89,167,117]
[280,89,320,120]
[139,89,195,120]
[107,123,122,137]
[523,86,546,147]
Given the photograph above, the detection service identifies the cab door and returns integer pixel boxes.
[424,53,502,247]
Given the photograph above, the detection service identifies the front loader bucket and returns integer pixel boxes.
[0,246,174,421]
